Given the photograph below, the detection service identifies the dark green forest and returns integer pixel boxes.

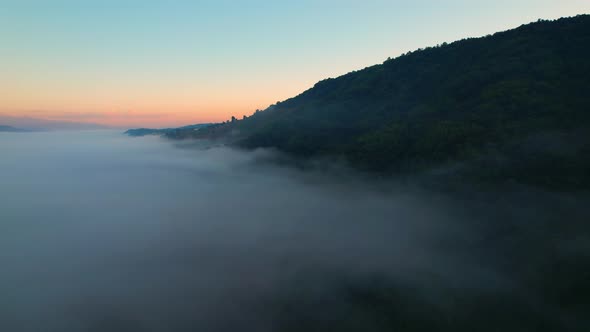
[167,15,590,190]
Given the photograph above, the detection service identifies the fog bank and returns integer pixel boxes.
[0,131,588,332]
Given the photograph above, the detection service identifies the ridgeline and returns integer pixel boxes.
[154,15,590,189]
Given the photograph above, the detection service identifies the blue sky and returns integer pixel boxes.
[1,0,588,126]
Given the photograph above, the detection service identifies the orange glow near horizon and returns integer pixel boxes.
[0,109,231,128]
[0,77,313,127]
[0,103,268,128]
[0,106,261,128]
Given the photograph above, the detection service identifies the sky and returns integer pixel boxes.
[1,0,589,128]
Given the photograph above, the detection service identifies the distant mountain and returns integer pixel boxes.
[125,123,212,137]
[0,125,31,132]
[0,115,109,131]
[167,15,590,189]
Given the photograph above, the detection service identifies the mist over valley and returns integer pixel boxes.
[1,130,588,331]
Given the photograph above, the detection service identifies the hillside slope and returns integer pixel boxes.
[184,15,590,188]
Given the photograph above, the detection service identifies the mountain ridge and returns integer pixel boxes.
[154,15,590,189]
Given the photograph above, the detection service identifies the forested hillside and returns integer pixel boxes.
[172,15,590,189]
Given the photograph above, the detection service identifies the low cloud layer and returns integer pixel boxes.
[0,130,588,331]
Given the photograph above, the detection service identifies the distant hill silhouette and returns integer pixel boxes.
[165,15,590,189]
[125,123,212,137]
[0,125,30,132]
[0,115,109,131]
